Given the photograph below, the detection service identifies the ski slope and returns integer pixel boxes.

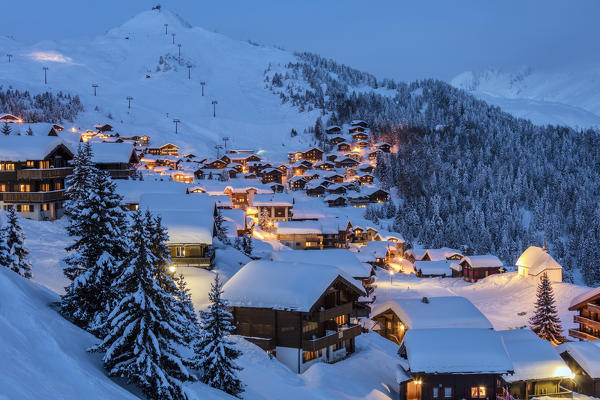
[451,67,600,128]
[0,10,320,162]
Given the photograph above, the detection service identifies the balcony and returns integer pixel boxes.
[574,315,600,330]
[171,256,212,269]
[569,328,599,341]
[302,324,361,352]
[16,167,72,180]
[586,303,600,315]
[311,302,353,323]
[1,190,65,202]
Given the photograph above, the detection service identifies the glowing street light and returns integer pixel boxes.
[389,269,394,285]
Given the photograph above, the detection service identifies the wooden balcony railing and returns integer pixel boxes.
[569,328,599,341]
[171,257,212,269]
[574,315,600,330]
[16,167,72,180]
[1,190,65,202]
[586,303,600,315]
[302,324,361,352]
[311,302,353,323]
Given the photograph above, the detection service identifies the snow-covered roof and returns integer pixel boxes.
[222,260,364,311]
[424,247,462,261]
[115,179,184,203]
[192,179,273,195]
[557,341,600,379]
[515,246,562,276]
[402,328,513,374]
[569,286,600,310]
[0,135,71,161]
[461,255,504,268]
[276,220,322,235]
[251,193,293,207]
[372,296,492,330]
[154,210,213,245]
[270,249,371,278]
[414,260,458,276]
[139,193,215,213]
[359,241,394,259]
[499,329,571,382]
[90,142,137,164]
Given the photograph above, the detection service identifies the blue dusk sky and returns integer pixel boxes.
[3,0,599,81]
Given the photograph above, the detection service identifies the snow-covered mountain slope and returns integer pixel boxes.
[451,67,600,128]
[0,10,321,162]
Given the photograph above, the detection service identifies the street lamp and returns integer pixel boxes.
[389,269,394,286]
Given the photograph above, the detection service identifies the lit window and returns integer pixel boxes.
[0,184,6,192]
[26,160,35,167]
[41,204,48,211]
[1,163,15,171]
[39,160,49,169]
[335,314,348,326]
[19,184,31,192]
[21,204,33,212]
[40,183,50,192]
[471,386,486,398]
[175,246,185,257]
[54,182,62,190]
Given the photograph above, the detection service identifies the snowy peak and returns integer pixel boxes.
[110,9,193,36]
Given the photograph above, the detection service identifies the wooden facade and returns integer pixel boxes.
[398,373,507,400]
[231,276,363,373]
[0,144,73,220]
[277,232,323,250]
[560,350,600,397]
[169,243,213,269]
[148,143,179,156]
[568,291,600,341]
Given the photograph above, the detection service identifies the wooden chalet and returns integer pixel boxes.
[368,150,382,160]
[329,136,346,145]
[223,260,365,373]
[314,161,335,171]
[348,125,366,134]
[276,220,323,249]
[367,189,390,203]
[459,255,504,282]
[147,143,179,156]
[261,168,283,184]
[568,287,600,341]
[397,328,513,400]
[349,226,379,244]
[306,185,326,197]
[516,245,563,283]
[325,125,342,134]
[558,341,600,397]
[337,142,352,152]
[203,159,228,170]
[302,148,324,163]
[94,123,113,132]
[323,173,344,184]
[292,163,310,176]
[250,193,293,222]
[356,140,369,148]
[0,136,73,220]
[375,142,391,153]
[288,151,304,164]
[351,120,368,128]
[359,164,375,174]
[324,194,347,207]
[90,142,139,179]
[344,152,362,162]
[500,329,573,399]
[326,184,346,195]
[0,113,22,123]
[358,173,374,184]
[351,132,369,141]
[336,157,360,169]
[288,176,307,191]
[372,296,492,345]
[422,248,463,262]
[222,186,258,208]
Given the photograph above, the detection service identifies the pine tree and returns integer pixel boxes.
[64,143,95,221]
[193,274,243,397]
[242,234,253,256]
[61,169,130,333]
[145,211,178,295]
[90,211,193,400]
[174,274,198,342]
[26,126,34,136]
[529,272,567,345]
[1,122,11,135]
[0,207,32,278]
[258,207,271,230]
[214,209,229,244]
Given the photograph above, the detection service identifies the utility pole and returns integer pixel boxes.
[212,100,218,118]
[187,64,192,80]
[92,84,99,96]
[126,96,133,109]
[7,54,12,63]
[177,44,182,63]
[215,144,223,159]
[171,33,176,44]
[164,23,168,35]
[173,119,180,134]
[200,81,206,96]
[43,67,48,84]
[222,136,230,151]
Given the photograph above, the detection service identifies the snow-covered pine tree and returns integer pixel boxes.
[214,209,229,244]
[145,210,178,295]
[258,207,271,230]
[61,169,130,333]
[529,272,567,345]
[0,207,32,278]
[175,274,199,342]
[90,211,193,400]
[1,122,11,135]
[26,126,33,136]
[242,234,253,256]
[63,142,94,232]
[193,274,243,397]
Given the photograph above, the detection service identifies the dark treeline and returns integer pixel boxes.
[268,53,600,285]
[0,87,84,123]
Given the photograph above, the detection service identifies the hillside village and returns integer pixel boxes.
[3,111,600,400]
